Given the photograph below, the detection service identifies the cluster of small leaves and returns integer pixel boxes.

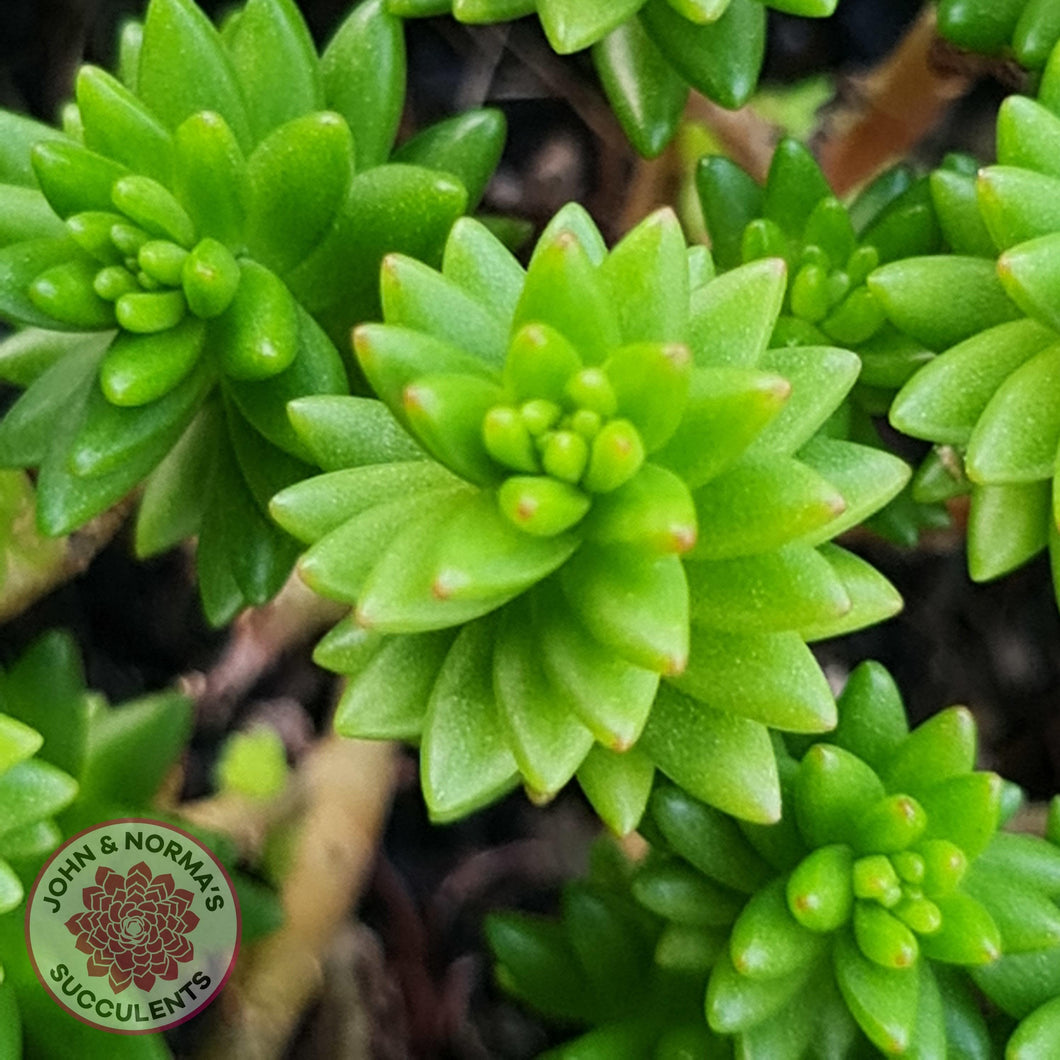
[490,663,1060,1057]
[937,0,1060,72]
[385,0,838,157]
[0,0,503,624]
[0,631,283,1058]
[486,840,727,1058]
[274,201,908,828]
[697,138,960,545]
[879,44,1060,606]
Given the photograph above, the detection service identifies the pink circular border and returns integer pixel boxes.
[24,816,242,1036]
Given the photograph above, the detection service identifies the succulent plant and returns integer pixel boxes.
[697,138,965,546]
[385,0,837,157]
[272,202,908,828]
[883,71,1060,605]
[0,0,503,624]
[492,662,1060,1057]
[486,839,726,1058]
[937,0,1060,72]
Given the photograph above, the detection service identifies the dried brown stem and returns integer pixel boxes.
[195,735,398,1060]
[0,493,135,624]
[184,573,345,729]
[815,8,973,195]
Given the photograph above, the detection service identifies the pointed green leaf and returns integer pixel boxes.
[868,256,1022,351]
[649,783,773,892]
[687,543,850,634]
[421,617,519,821]
[744,346,860,457]
[674,628,835,732]
[641,683,780,823]
[593,20,688,159]
[688,258,785,369]
[393,109,505,210]
[138,0,252,148]
[75,65,174,184]
[225,0,324,141]
[795,742,886,848]
[890,319,1055,446]
[494,600,593,797]
[560,545,689,675]
[690,455,845,560]
[576,744,654,835]
[537,586,660,750]
[833,929,918,1054]
[640,0,765,109]
[512,227,619,366]
[334,630,452,740]
[654,367,789,488]
[322,0,405,171]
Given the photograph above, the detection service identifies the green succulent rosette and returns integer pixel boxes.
[273,202,908,828]
[486,840,728,1059]
[882,74,1060,605]
[0,629,282,1057]
[385,0,837,157]
[697,138,958,546]
[631,662,1060,1056]
[937,0,1060,72]
[0,0,503,624]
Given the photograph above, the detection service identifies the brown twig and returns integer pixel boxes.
[815,8,974,195]
[0,492,135,624]
[183,573,345,730]
[195,735,398,1059]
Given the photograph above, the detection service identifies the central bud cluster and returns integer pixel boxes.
[786,791,969,970]
[51,177,241,336]
[480,341,665,537]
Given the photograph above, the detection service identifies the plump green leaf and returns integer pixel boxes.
[322,0,405,171]
[137,0,252,149]
[286,165,467,342]
[75,66,174,183]
[593,20,688,159]
[654,367,789,488]
[420,617,519,821]
[730,877,827,979]
[833,930,918,1054]
[687,543,850,634]
[640,0,765,108]
[966,343,1060,484]
[689,258,784,369]
[245,113,354,275]
[650,783,773,892]
[690,455,845,560]
[868,256,1022,351]
[393,109,505,210]
[334,630,451,740]
[225,0,323,141]
[576,744,654,836]
[891,319,1055,446]
[795,742,886,848]
[675,628,834,732]
[797,544,903,642]
[560,545,688,675]
[537,586,659,750]
[830,661,908,772]
[997,95,1060,178]
[745,346,860,457]
[641,684,781,822]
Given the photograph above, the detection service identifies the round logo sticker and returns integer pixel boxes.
[25,818,240,1034]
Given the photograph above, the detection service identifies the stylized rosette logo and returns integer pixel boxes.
[64,861,199,994]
